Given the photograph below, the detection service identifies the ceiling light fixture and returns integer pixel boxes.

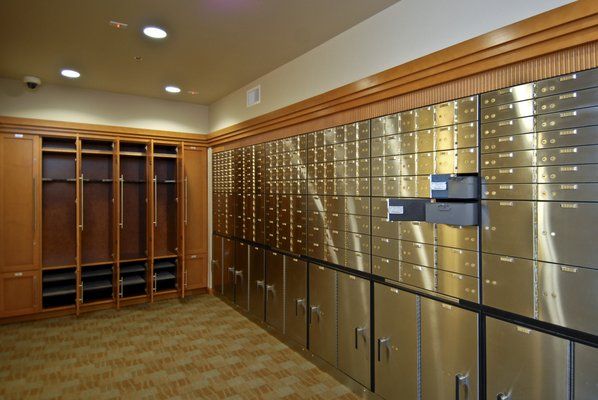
[165,86,181,94]
[61,69,81,79]
[143,26,167,39]
[109,20,128,29]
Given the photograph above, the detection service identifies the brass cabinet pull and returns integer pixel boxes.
[455,373,469,400]
[119,175,124,229]
[79,174,84,231]
[184,176,189,226]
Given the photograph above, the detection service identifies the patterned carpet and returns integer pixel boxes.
[0,295,360,400]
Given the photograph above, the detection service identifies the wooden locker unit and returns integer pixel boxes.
[117,140,150,302]
[0,124,208,321]
[151,141,180,297]
[79,138,117,306]
[40,137,78,310]
[0,133,40,316]
[182,144,208,293]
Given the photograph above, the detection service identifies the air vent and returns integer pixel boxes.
[247,85,261,107]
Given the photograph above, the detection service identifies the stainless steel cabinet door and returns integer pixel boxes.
[248,246,265,320]
[486,317,569,400]
[285,256,307,346]
[574,343,598,400]
[538,262,598,335]
[338,273,370,387]
[421,299,478,400]
[211,235,223,295]
[374,283,418,400]
[265,251,284,332]
[234,241,249,310]
[482,254,534,318]
[537,201,598,269]
[222,238,235,302]
[481,200,534,259]
[309,264,337,366]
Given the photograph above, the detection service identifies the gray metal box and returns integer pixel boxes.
[425,202,479,226]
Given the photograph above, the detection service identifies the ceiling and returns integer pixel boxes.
[0,0,399,105]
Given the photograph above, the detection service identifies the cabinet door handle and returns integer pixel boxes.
[33,177,36,232]
[256,280,265,289]
[266,284,274,296]
[354,326,367,349]
[377,337,390,362]
[119,175,124,229]
[455,373,469,400]
[309,305,321,324]
[153,175,158,227]
[79,174,84,231]
[295,298,306,316]
[496,394,510,400]
[184,175,189,226]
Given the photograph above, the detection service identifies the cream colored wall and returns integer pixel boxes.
[0,78,209,134]
[209,0,574,132]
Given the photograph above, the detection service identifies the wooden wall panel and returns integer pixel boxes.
[213,41,598,152]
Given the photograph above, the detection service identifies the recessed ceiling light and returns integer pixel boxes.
[61,69,80,79]
[143,26,167,39]
[165,86,181,94]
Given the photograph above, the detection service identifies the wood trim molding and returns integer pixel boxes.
[208,0,598,150]
[0,116,209,144]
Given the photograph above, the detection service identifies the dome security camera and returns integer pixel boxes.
[23,76,41,90]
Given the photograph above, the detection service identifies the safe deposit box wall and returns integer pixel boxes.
[211,67,598,400]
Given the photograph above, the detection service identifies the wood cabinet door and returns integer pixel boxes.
[185,253,207,290]
[0,134,39,273]
[0,271,40,317]
[183,146,207,255]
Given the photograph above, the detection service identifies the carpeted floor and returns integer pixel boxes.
[0,295,360,400]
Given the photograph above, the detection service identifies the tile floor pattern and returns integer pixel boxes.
[0,295,360,400]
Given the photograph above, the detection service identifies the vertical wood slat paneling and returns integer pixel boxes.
[214,42,598,152]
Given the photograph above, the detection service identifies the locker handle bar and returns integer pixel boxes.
[377,337,390,362]
[234,270,243,283]
[354,327,367,349]
[256,280,265,289]
[455,373,469,400]
[266,284,275,296]
[497,394,510,400]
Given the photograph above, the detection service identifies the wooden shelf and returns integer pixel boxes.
[81,261,114,267]
[82,149,113,155]
[154,153,178,159]
[42,264,77,271]
[120,257,147,263]
[154,254,178,260]
[42,148,77,154]
[120,151,146,157]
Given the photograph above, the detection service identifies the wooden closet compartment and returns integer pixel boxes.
[81,139,113,153]
[153,257,177,292]
[154,157,178,258]
[81,264,113,304]
[42,137,76,152]
[120,142,147,155]
[42,150,77,268]
[153,144,177,156]
[119,154,148,261]
[42,268,76,309]
[119,261,148,298]
[81,154,114,265]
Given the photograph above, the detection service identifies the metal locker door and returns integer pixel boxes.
[574,343,598,400]
[211,235,223,295]
[338,272,370,387]
[309,264,337,366]
[374,283,418,400]
[481,200,534,259]
[265,251,284,332]
[222,238,235,302]
[285,256,307,346]
[421,298,478,400]
[486,317,569,400]
[537,201,598,269]
[248,246,265,320]
[234,242,249,310]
